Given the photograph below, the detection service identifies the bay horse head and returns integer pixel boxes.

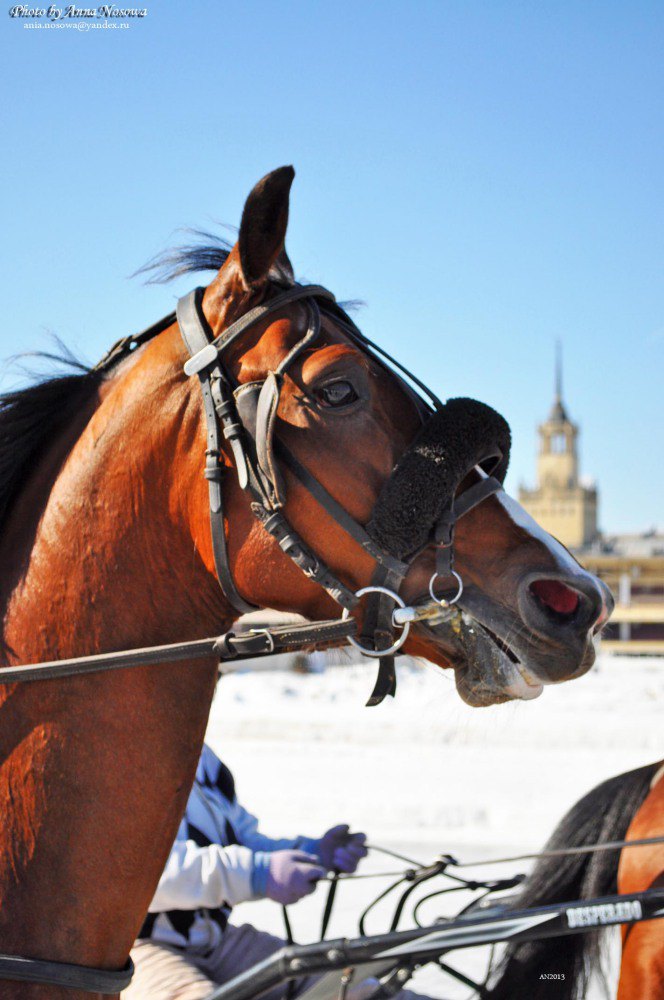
[142,165,610,707]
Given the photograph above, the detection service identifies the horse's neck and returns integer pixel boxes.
[3,345,234,657]
[0,336,232,993]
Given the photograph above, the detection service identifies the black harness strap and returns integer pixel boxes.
[434,476,503,581]
[275,444,408,577]
[366,656,397,706]
[255,372,287,507]
[0,954,134,995]
[363,564,405,706]
[92,311,177,373]
[274,299,322,375]
[453,475,503,518]
[177,290,256,615]
[183,285,335,376]
[0,619,358,685]
[324,305,443,412]
[254,299,323,508]
[250,506,359,610]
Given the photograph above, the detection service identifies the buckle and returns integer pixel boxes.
[248,628,276,654]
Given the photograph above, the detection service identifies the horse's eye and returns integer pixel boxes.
[316,380,359,408]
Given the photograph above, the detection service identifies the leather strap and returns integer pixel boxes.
[216,618,357,660]
[275,444,409,577]
[184,285,335,376]
[366,655,397,707]
[362,564,406,706]
[453,476,502,518]
[252,299,322,507]
[92,312,176,373]
[434,477,502,580]
[275,299,322,375]
[0,954,134,994]
[324,305,443,412]
[434,513,455,579]
[177,290,256,615]
[0,619,358,685]
[251,506,358,610]
[256,373,286,507]
[179,285,364,615]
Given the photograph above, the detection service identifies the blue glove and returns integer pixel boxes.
[312,824,368,873]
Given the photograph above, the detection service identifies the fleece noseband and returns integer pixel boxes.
[368,399,511,561]
[176,283,510,702]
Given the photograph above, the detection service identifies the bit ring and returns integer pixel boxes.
[342,586,410,658]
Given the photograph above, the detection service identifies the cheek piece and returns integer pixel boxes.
[178,283,511,706]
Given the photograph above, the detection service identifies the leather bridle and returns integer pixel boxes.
[176,281,506,701]
[0,281,509,994]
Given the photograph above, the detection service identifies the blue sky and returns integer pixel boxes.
[1,1,662,531]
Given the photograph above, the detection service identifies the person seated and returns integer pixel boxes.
[122,743,367,1000]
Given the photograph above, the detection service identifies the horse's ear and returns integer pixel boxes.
[238,166,295,288]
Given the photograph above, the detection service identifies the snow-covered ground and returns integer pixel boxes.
[205,654,663,999]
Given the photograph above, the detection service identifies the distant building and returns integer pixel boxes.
[581,532,664,653]
[519,348,663,654]
[518,346,598,549]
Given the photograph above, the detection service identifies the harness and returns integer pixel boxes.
[0,280,511,994]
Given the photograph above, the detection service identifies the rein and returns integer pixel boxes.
[324,835,664,881]
[446,834,664,868]
[0,619,357,684]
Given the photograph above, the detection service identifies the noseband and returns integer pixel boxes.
[176,282,510,703]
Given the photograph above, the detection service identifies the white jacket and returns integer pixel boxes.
[141,744,315,952]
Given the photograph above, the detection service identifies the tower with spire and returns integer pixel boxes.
[519,344,598,549]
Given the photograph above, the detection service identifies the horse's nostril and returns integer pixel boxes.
[530,579,580,617]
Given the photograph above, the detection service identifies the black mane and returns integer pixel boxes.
[0,362,103,531]
[133,229,295,288]
[133,229,234,284]
[0,230,247,532]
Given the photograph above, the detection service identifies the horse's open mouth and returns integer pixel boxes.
[421,611,545,707]
[476,621,520,665]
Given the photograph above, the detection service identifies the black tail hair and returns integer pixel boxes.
[485,761,661,1000]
